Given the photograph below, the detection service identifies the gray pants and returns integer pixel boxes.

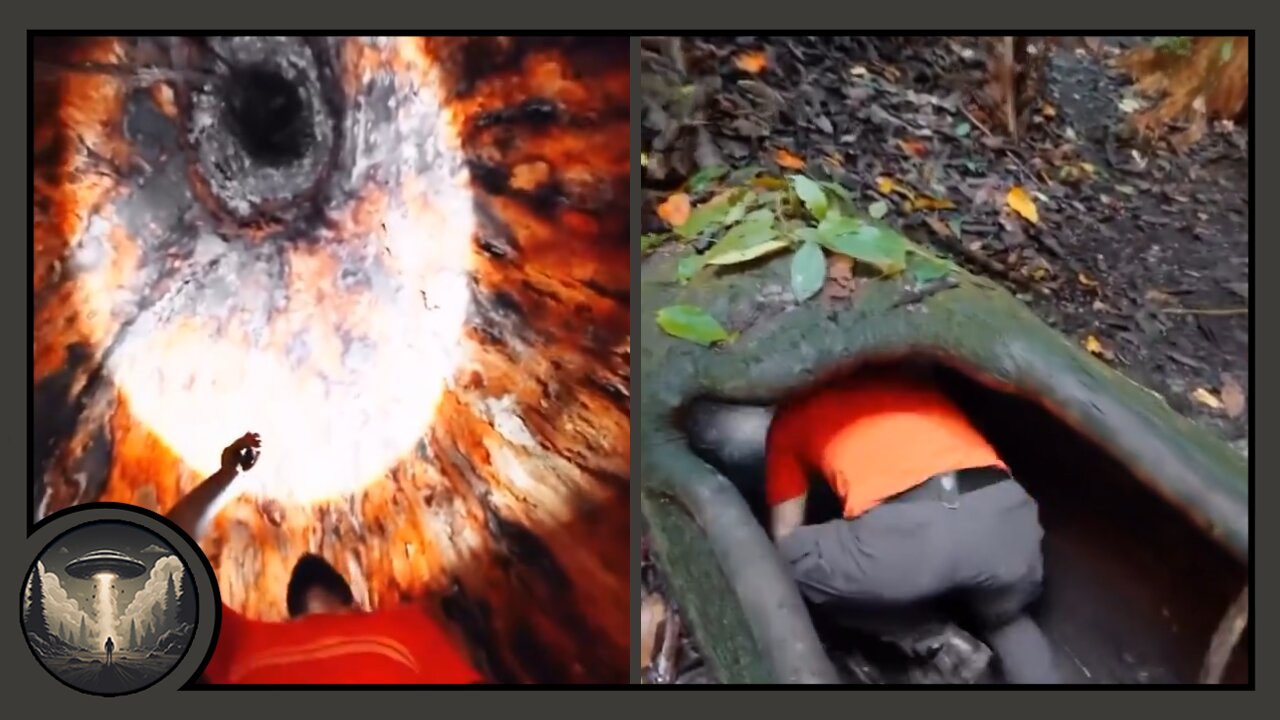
[777,477,1059,683]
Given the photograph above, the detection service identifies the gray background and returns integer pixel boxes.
[7,2,1263,709]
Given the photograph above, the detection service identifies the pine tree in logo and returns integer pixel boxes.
[24,567,51,643]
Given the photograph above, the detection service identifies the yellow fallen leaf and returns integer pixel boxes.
[1084,335,1105,355]
[1080,162,1096,175]
[657,193,692,228]
[1192,387,1225,410]
[1040,102,1057,118]
[1006,186,1040,224]
[734,50,768,74]
[1031,266,1050,281]
[775,148,806,170]
[908,195,956,212]
[875,175,916,199]
[1078,272,1098,288]
[641,152,649,168]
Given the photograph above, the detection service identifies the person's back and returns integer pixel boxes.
[764,367,1060,684]
[204,601,481,684]
[766,368,1007,519]
[105,636,114,665]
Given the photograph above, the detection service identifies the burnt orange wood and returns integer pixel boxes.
[32,36,630,683]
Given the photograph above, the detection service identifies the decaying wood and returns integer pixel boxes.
[1120,37,1249,138]
[32,36,630,683]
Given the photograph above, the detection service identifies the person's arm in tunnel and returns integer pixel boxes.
[765,407,808,542]
[167,432,261,541]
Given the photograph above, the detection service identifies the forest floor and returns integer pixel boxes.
[639,35,1250,683]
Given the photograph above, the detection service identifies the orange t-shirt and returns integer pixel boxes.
[202,603,484,684]
[765,370,1007,519]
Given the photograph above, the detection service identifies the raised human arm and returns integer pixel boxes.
[167,432,261,541]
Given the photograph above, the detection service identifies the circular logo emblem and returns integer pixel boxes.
[20,515,205,696]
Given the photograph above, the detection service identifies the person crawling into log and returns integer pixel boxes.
[716,363,1061,684]
[168,432,483,684]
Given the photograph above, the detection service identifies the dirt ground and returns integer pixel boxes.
[639,35,1250,683]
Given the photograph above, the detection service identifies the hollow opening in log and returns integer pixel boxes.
[226,65,312,166]
[681,358,1248,685]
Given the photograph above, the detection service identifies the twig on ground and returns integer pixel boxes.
[891,276,961,310]
[959,104,995,139]
[1160,307,1248,316]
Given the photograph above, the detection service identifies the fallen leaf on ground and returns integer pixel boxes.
[1192,387,1224,410]
[1040,102,1057,118]
[704,220,786,266]
[850,65,869,77]
[686,166,729,192]
[657,193,692,227]
[751,175,789,191]
[822,254,857,300]
[790,240,826,302]
[790,174,829,220]
[1078,272,1098,288]
[775,148,806,170]
[676,253,705,283]
[819,224,908,275]
[908,195,956,212]
[656,304,730,346]
[1006,186,1040,224]
[735,50,768,74]
[1145,289,1178,305]
[1220,374,1246,418]
[641,233,667,252]
[868,201,889,219]
[1084,334,1114,360]
[876,175,916,198]
[898,139,929,157]
[907,251,952,282]
[675,195,733,239]
[640,593,668,670]
[924,216,953,238]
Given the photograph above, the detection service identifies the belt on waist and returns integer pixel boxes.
[882,466,1011,506]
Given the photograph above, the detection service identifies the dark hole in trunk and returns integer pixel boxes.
[682,359,1248,684]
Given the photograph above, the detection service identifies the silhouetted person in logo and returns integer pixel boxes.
[104,636,114,666]
[167,433,482,684]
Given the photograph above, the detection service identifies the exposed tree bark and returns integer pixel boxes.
[32,36,630,683]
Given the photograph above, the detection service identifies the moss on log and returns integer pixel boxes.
[640,246,1247,683]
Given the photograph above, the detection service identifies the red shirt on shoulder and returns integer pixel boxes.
[203,603,483,684]
[766,368,1008,519]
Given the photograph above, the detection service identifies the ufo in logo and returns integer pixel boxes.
[64,549,147,580]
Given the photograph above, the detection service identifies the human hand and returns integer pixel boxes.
[219,432,262,474]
